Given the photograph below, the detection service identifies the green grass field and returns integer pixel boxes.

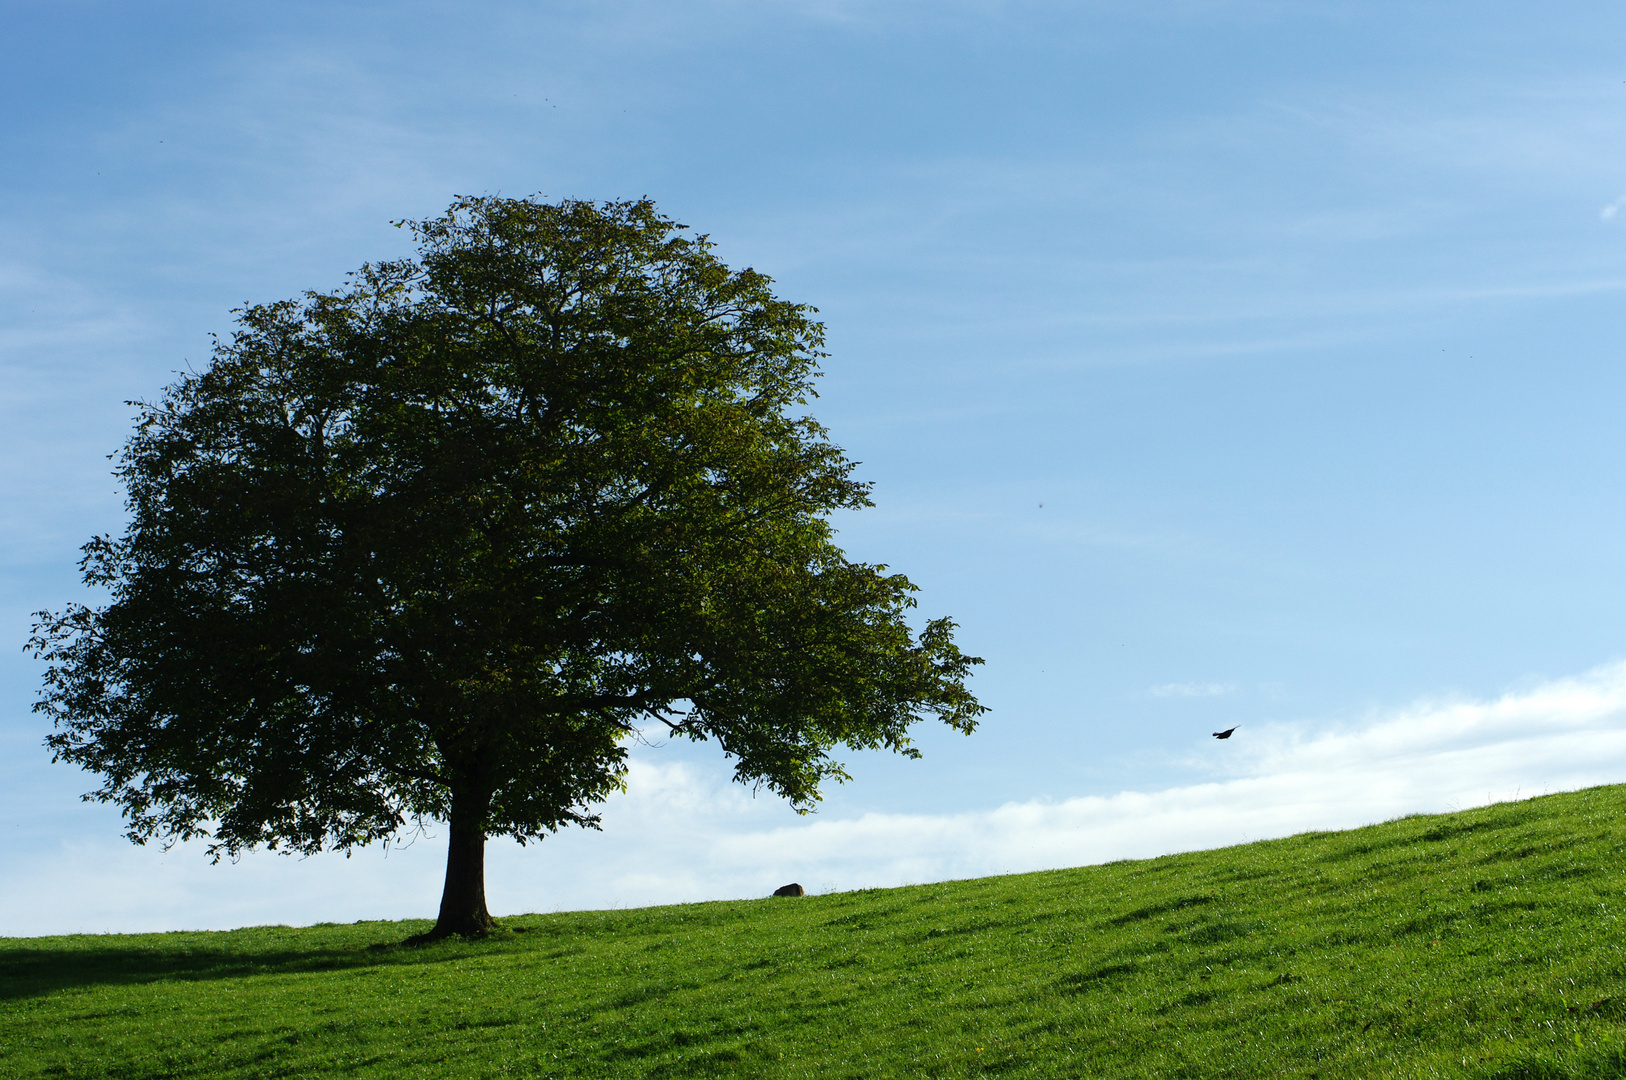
[6,785,1626,1079]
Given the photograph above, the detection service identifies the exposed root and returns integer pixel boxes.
[402,917,501,946]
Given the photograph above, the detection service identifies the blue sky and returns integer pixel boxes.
[7,0,1626,933]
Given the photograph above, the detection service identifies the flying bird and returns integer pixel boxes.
[1212,727,1237,740]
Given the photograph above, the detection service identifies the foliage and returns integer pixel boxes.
[27,195,984,934]
[6,785,1626,1078]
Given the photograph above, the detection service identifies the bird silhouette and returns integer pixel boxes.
[1212,727,1237,740]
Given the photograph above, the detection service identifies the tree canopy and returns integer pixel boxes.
[30,196,985,938]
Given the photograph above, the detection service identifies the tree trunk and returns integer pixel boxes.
[417,786,497,940]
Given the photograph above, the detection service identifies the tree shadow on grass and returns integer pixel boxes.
[0,924,528,1002]
[1481,1046,1626,1080]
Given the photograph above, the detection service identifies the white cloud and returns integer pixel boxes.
[7,662,1626,937]
[1602,193,1626,220]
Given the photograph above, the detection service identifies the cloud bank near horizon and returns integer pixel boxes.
[7,661,1626,937]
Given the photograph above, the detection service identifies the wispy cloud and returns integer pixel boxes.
[1602,193,1626,220]
[8,663,1626,937]
[1148,681,1234,698]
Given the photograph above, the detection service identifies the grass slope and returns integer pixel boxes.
[6,786,1626,1079]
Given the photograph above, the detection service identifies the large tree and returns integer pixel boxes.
[30,196,985,939]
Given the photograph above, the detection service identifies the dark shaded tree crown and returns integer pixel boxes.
[29,195,985,881]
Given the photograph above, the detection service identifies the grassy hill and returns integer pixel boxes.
[5,786,1626,1079]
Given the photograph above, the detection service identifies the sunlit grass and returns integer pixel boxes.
[5,785,1626,1078]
